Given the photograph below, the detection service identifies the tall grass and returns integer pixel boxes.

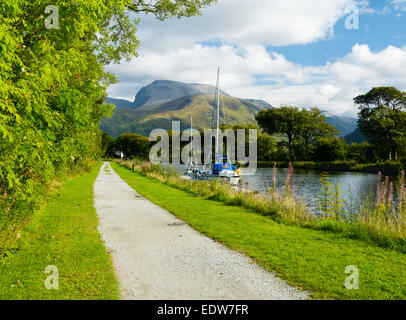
[116,159,406,253]
[355,171,406,248]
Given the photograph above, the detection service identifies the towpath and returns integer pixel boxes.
[94,162,308,300]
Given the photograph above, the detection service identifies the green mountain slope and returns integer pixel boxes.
[344,127,367,143]
[133,80,202,110]
[101,94,269,137]
[326,115,358,137]
[102,80,357,138]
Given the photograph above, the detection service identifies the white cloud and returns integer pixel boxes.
[106,0,406,117]
[391,0,406,11]
[108,43,406,116]
[377,0,406,15]
[134,0,356,50]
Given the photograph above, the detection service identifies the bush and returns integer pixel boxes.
[347,142,377,163]
[313,137,346,162]
[0,1,117,252]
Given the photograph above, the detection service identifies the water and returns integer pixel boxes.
[166,164,396,212]
[241,167,381,211]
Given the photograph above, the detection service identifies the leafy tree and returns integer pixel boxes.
[299,108,338,148]
[347,142,376,163]
[256,106,336,162]
[0,0,216,248]
[116,133,151,160]
[257,134,276,162]
[274,141,290,162]
[291,138,309,161]
[354,87,406,161]
[101,132,117,158]
[313,137,346,162]
[256,106,304,162]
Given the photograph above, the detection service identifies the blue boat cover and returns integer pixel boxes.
[212,163,237,175]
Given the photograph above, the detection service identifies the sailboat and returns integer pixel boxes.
[198,68,241,185]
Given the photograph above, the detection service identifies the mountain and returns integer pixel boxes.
[109,80,234,111]
[188,83,229,96]
[102,94,270,137]
[102,80,356,138]
[344,127,367,143]
[102,79,274,137]
[105,97,134,109]
[133,80,202,110]
[243,99,274,109]
[325,115,358,137]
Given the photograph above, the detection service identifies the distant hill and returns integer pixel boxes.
[133,80,202,110]
[108,80,234,111]
[105,97,134,109]
[102,79,275,137]
[326,115,358,137]
[102,79,358,138]
[102,94,271,137]
[188,83,229,96]
[344,127,367,143]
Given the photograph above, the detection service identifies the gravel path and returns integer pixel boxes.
[94,162,308,300]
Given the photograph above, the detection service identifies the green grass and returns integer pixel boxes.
[0,164,120,300]
[111,161,406,300]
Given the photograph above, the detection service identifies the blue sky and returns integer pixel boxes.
[268,2,406,67]
[107,0,406,116]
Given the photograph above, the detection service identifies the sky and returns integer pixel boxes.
[106,0,406,116]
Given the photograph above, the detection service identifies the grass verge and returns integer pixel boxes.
[0,164,120,300]
[112,161,406,300]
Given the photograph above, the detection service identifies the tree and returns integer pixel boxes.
[101,132,117,158]
[313,137,346,162]
[347,142,376,163]
[299,108,338,148]
[116,133,151,160]
[256,106,304,162]
[354,87,406,161]
[1,0,216,246]
[256,106,336,162]
[297,107,338,160]
[257,134,276,162]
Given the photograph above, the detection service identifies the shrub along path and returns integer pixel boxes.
[95,162,308,300]
[111,161,406,300]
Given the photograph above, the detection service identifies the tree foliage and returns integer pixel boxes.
[355,87,406,161]
[256,106,336,162]
[0,0,216,249]
[116,133,151,160]
[313,137,346,162]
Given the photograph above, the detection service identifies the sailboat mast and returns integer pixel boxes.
[190,117,193,166]
[215,68,220,164]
